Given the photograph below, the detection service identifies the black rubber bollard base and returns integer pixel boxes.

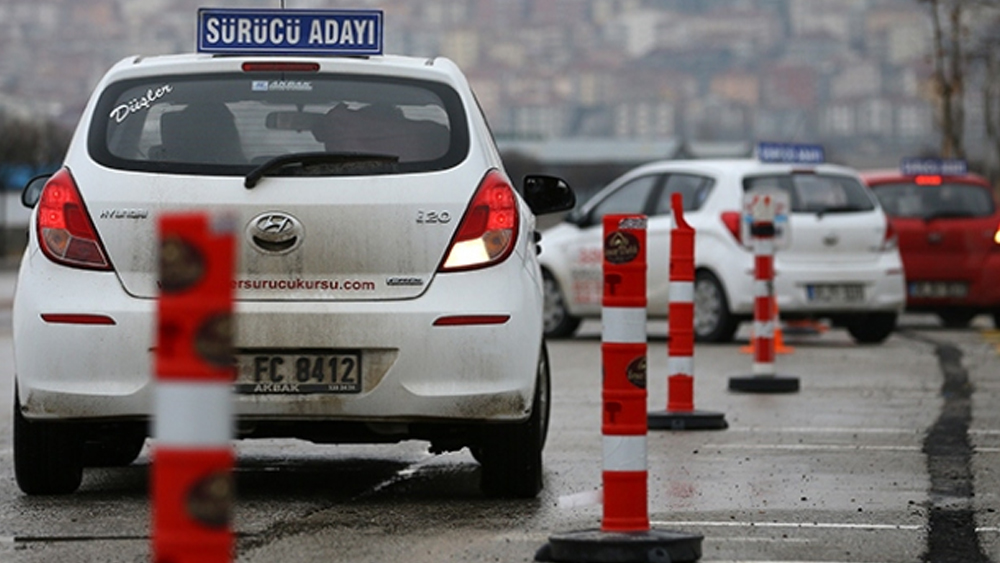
[648,409,728,431]
[535,528,703,563]
[728,375,800,393]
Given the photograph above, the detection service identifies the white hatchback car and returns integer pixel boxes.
[540,158,905,343]
[13,13,574,497]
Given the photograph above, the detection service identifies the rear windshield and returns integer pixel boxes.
[88,72,469,176]
[743,173,876,213]
[872,182,996,219]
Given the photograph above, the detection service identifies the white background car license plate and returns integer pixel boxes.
[908,281,968,299]
[234,350,361,394]
[806,284,865,304]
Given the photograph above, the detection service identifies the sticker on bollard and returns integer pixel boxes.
[536,214,702,563]
[649,193,727,431]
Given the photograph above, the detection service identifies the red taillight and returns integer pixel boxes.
[721,211,742,243]
[36,168,112,270]
[439,170,519,272]
[432,315,510,326]
[41,313,116,325]
[241,62,319,72]
[915,175,942,186]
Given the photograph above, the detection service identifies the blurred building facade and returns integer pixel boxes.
[0,0,983,170]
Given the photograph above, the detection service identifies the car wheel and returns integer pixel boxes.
[994,311,1000,330]
[693,270,739,343]
[542,269,581,339]
[846,313,897,344]
[937,311,977,328]
[478,342,550,499]
[13,385,84,495]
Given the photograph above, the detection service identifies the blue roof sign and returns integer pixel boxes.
[197,8,383,56]
[756,142,825,165]
[900,157,967,176]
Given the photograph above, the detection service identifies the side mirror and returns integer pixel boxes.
[22,174,51,209]
[522,175,576,216]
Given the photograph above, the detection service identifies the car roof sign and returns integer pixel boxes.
[197,8,383,56]
[756,142,825,165]
[899,157,967,176]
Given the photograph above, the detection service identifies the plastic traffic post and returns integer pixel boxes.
[728,194,799,393]
[535,215,703,563]
[152,212,236,563]
[599,214,650,532]
[649,193,728,430]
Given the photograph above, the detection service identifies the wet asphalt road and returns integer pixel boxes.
[0,275,997,563]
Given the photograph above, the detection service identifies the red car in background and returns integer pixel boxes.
[862,159,1000,328]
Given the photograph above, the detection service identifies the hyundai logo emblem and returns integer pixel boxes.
[246,211,304,254]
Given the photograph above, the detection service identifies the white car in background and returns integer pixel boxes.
[539,157,905,343]
[13,9,575,497]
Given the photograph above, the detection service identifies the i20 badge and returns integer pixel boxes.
[246,212,304,255]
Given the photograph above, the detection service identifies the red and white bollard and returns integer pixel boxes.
[599,214,650,532]
[535,215,703,563]
[729,194,799,393]
[751,214,776,375]
[649,193,727,430]
[152,213,236,563]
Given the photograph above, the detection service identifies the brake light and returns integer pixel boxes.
[36,168,112,270]
[721,211,742,243]
[242,62,319,72]
[994,223,1000,245]
[439,170,518,272]
[915,175,942,186]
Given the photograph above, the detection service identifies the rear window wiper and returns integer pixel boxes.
[244,152,399,188]
[806,205,869,217]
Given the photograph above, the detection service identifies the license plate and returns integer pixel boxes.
[908,281,968,299]
[234,350,361,394]
[806,284,865,304]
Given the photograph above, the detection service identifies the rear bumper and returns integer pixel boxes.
[14,249,543,426]
[726,254,906,316]
[903,252,1000,310]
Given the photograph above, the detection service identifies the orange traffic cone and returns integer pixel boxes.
[740,298,794,354]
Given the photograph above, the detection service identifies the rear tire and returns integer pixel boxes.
[478,343,550,498]
[542,269,581,339]
[693,270,739,343]
[846,312,897,344]
[14,385,84,495]
[938,310,976,328]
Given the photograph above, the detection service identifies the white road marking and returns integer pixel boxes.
[653,520,921,531]
[724,427,919,434]
[702,443,920,452]
[557,488,602,508]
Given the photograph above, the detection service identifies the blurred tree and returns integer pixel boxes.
[0,110,71,169]
[970,13,1000,186]
[919,0,1000,161]
[921,0,967,159]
